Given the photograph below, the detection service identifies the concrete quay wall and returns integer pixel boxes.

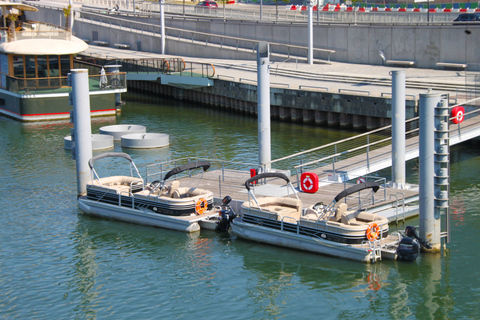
[165,19,479,69]
[128,79,417,130]
[28,6,479,69]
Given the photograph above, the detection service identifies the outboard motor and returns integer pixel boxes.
[216,196,236,232]
[405,225,432,250]
[396,226,431,262]
[396,237,420,262]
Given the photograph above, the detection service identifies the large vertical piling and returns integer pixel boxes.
[419,92,442,251]
[257,42,271,171]
[391,70,406,188]
[69,69,93,198]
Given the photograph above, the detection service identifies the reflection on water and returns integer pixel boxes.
[1,96,480,319]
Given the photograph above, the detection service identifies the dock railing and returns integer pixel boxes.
[267,97,480,185]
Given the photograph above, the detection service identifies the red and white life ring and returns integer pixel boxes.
[300,172,319,193]
[451,106,465,124]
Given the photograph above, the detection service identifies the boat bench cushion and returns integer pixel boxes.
[243,196,302,221]
[92,176,144,186]
[356,212,377,222]
[171,187,211,198]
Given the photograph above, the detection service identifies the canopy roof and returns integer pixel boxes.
[0,1,38,12]
[0,37,88,55]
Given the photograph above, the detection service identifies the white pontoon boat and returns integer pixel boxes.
[78,153,221,232]
[231,173,415,263]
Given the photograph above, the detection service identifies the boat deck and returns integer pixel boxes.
[164,169,419,222]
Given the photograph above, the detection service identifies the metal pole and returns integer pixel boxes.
[307,0,314,65]
[257,42,271,172]
[260,0,263,20]
[160,0,165,54]
[391,70,406,189]
[419,92,441,252]
[69,0,74,34]
[69,69,93,197]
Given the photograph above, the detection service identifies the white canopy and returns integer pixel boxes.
[0,1,39,12]
[0,37,88,55]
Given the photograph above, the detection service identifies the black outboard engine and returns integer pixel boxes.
[216,196,236,232]
[396,226,432,262]
[405,225,432,250]
[396,237,420,262]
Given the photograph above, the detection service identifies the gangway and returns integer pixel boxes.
[79,56,216,89]
[267,97,480,184]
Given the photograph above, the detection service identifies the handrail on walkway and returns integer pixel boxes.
[266,97,480,181]
[77,11,336,62]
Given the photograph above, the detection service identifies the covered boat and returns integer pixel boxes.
[0,2,126,122]
[231,173,407,263]
[77,153,220,232]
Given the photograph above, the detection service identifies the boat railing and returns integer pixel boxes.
[341,176,387,210]
[3,20,72,42]
[280,216,300,233]
[2,71,127,94]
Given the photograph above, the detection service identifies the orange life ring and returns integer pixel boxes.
[366,223,380,241]
[195,198,208,215]
[451,106,465,124]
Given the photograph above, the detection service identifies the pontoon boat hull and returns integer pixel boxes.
[231,219,384,263]
[78,196,217,233]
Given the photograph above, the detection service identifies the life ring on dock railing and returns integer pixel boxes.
[195,198,208,215]
[451,106,465,124]
[366,223,380,241]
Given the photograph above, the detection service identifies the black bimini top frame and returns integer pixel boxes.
[163,161,211,182]
[333,181,380,204]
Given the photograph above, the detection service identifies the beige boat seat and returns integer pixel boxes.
[243,196,302,221]
[169,180,180,197]
[333,203,348,222]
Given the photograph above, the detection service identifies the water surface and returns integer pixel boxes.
[1,93,479,319]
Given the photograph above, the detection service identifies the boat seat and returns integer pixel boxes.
[169,180,180,197]
[334,203,348,222]
[341,211,357,225]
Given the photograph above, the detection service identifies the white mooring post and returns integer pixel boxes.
[69,69,93,198]
[391,70,406,189]
[419,92,442,252]
[307,0,313,65]
[257,42,271,172]
[160,0,165,55]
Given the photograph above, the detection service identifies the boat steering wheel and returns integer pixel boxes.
[312,202,326,212]
[149,180,163,192]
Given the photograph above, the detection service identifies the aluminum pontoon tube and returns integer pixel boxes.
[419,92,442,251]
[70,69,93,197]
[257,42,271,171]
[391,70,406,189]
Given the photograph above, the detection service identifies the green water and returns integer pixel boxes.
[1,92,479,319]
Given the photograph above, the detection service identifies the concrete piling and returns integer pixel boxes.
[69,69,93,197]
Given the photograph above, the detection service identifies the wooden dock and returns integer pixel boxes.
[169,168,419,222]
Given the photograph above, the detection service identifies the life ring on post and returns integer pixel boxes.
[300,172,319,193]
[195,198,208,215]
[451,106,465,124]
[366,223,380,241]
